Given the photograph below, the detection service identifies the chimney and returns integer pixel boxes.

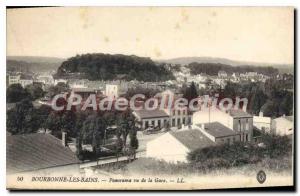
[259,111,263,117]
[62,131,68,147]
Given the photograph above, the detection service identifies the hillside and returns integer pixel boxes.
[158,57,293,74]
[7,56,65,73]
[188,62,279,76]
[56,53,175,82]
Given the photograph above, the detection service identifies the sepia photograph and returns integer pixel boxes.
[5,6,295,190]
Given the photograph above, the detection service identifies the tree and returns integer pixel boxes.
[25,83,44,100]
[183,81,198,102]
[116,110,137,150]
[80,114,107,155]
[44,111,63,137]
[7,99,40,134]
[46,82,69,98]
[6,84,30,103]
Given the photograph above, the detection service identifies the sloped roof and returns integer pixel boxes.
[229,109,252,118]
[169,129,215,151]
[134,109,169,119]
[7,133,79,174]
[200,122,239,138]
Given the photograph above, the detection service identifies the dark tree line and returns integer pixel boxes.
[7,83,44,103]
[188,62,279,76]
[56,53,175,82]
[221,78,293,117]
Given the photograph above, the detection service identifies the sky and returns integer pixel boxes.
[7,7,294,64]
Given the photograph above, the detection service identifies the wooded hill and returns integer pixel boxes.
[56,53,175,82]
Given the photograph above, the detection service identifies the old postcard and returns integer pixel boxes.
[6,7,294,190]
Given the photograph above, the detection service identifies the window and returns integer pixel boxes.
[245,119,249,131]
[188,117,191,124]
[178,110,181,115]
[173,110,175,115]
[172,119,175,126]
[183,118,186,125]
[152,120,155,125]
[238,120,241,132]
[183,110,185,115]
[177,118,181,125]
[145,121,149,128]
[158,120,161,128]
[246,134,248,141]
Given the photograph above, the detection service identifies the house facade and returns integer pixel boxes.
[253,111,271,133]
[271,115,293,136]
[105,84,119,99]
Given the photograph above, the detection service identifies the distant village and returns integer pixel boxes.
[6,64,294,176]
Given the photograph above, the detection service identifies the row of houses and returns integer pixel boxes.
[146,106,293,163]
[253,111,294,136]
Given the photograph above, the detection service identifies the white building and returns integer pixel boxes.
[253,111,271,133]
[271,115,293,136]
[193,108,253,142]
[218,70,228,78]
[105,84,119,99]
[54,78,68,85]
[36,75,54,86]
[8,74,21,86]
[133,109,170,129]
[133,90,193,130]
[146,122,240,163]
[8,74,33,88]
[19,75,33,88]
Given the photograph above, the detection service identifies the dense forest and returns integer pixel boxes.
[56,53,175,82]
[188,62,279,76]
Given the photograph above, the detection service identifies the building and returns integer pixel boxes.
[218,70,228,78]
[8,74,21,86]
[7,133,79,174]
[146,129,215,163]
[36,75,54,86]
[105,84,119,99]
[19,74,33,88]
[227,109,253,142]
[8,74,33,88]
[146,122,239,163]
[196,122,241,144]
[133,89,193,130]
[70,87,98,99]
[253,111,271,133]
[271,115,293,136]
[54,78,68,85]
[193,108,253,142]
[133,109,170,129]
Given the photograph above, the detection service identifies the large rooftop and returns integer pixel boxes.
[169,129,215,151]
[134,109,169,119]
[229,109,252,118]
[197,122,239,138]
[7,133,79,174]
